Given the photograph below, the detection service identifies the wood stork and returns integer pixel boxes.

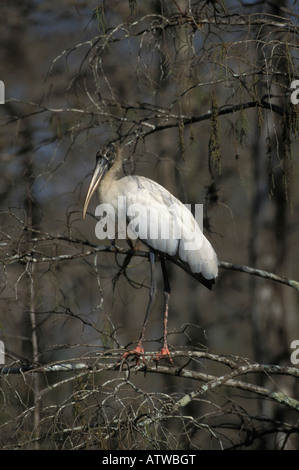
[83,144,218,363]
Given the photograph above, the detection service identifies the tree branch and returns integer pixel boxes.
[3,235,299,292]
[1,351,299,412]
[219,261,299,292]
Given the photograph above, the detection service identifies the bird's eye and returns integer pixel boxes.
[103,151,111,162]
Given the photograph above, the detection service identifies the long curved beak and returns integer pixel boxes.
[82,157,109,219]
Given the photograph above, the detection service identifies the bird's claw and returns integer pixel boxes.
[115,345,146,367]
[153,346,173,364]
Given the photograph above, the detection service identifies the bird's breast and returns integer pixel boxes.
[97,175,218,280]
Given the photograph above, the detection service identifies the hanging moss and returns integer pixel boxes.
[251,74,264,129]
[208,92,221,175]
[285,41,295,85]
[92,5,107,34]
[282,123,292,204]
[213,42,229,78]
[129,0,138,16]
[189,125,196,147]
[289,101,299,137]
[283,43,295,205]
[234,106,249,147]
[266,135,275,197]
[178,119,185,156]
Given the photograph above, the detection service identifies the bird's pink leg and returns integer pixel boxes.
[117,251,156,366]
[154,258,173,364]
[155,291,173,363]
[118,326,147,365]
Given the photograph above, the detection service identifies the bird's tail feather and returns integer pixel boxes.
[160,251,216,290]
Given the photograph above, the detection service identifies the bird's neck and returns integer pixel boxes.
[99,148,123,199]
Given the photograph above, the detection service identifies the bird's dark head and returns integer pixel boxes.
[83,144,120,219]
[95,143,117,170]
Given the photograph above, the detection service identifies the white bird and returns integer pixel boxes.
[83,144,218,363]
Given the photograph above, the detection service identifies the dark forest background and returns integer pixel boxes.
[0,0,299,450]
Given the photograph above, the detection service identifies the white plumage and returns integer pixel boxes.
[98,174,218,282]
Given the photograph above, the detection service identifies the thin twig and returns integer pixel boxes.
[3,237,299,292]
[1,353,299,412]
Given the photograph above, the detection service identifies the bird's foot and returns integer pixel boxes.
[153,346,173,364]
[116,345,146,367]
